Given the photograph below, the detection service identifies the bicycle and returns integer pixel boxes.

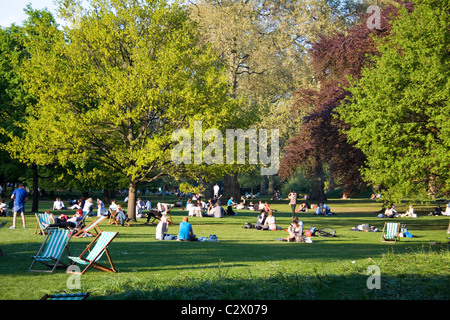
[309,226,336,238]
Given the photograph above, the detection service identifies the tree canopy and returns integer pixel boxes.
[5,0,241,218]
[337,0,449,202]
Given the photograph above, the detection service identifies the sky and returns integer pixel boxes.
[0,0,62,27]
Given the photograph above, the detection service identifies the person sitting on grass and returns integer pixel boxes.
[264,210,281,231]
[177,216,196,241]
[155,215,169,240]
[52,197,67,210]
[429,205,443,216]
[255,209,267,230]
[278,218,303,242]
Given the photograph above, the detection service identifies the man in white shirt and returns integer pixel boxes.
[213,184,220,199]
[52,198,66,210]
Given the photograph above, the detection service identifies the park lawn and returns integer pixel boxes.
[0,198,448,300]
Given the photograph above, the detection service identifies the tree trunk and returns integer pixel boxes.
[309,162,327,201]
[222,174,240,203]
[268,175,274,195]
[127,180,137,222]
[260,176,266,196]
[32,163,39,212]
[103,189,111,206]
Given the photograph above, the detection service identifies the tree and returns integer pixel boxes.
[337,0,449,202]
[189,0,374,199]
[7,0,241,220]
[0,8,59,210]
[279,1,408,200]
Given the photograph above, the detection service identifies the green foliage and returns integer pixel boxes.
[280,168,311,196]
[337,0,450,202]
[6,0,242,194]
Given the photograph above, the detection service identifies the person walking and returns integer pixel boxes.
[10,184,28,229]
[288,190,297,218]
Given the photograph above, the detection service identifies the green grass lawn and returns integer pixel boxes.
[0,197,448,300]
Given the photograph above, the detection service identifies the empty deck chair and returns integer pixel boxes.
[40,292,90,300]
[380,222,400,242]
[29,228,73,272]
[67,231,118,274]
[35,213,54,235]
[72,215,107,238]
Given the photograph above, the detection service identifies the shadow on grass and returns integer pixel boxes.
[100,267,449,300]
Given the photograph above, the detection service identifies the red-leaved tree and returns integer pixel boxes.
[279,1,414,200]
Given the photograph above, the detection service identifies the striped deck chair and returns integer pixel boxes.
[381,222,400,242]
[35,213,54,235]
[40,292,90,300]
[74,210,90,230]
[29,228,73,272]
[68,231,118,274]
[72,215,107,238]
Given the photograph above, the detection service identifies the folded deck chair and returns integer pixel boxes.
[380,222,400,242]
[40,292,90,300]
[29,228,73,272]
[73,215,107,238]
[0,221,6,256]
[68,231,118,274]
[35,213,54,235]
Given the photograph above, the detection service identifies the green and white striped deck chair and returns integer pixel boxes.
[68,231,118,274]
[40,292,90,300]
[381,222,400,242]
[73,215,107,238]
[35,213,54,235]
[29,228,73,272]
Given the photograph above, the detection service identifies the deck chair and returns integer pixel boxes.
[0,221,6,256]
[380,222,400,242]
[74,210,90,230]
[72,215,107,238]
[109,210,130,226]
[34,213,54,235]
[40,292,90,300]
[67,231,118,274]
[157,203,174,225]
[29,228,73,272]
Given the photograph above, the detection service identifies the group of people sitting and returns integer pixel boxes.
[377,204,417,218]
[155,215,196,241]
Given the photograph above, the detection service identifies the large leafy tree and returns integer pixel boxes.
[279,1,409,200]
[189,0,375,198]
[337,0,449,202]
[7,0,241,220]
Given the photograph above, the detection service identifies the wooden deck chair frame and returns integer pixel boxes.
[380,222,400,243]
[73,215,107,238]
[40,292,90,300]
[158,203,175,225]
[109,210,130,226]
[34,213,54,235]
[67,231,118,275]
[29,228,73,272]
